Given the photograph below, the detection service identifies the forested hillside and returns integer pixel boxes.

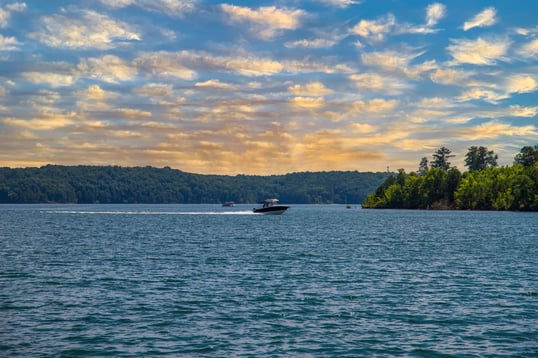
[0,165,389,204]
[363,145,538,211]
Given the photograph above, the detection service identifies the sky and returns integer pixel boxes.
[1,0,537,175]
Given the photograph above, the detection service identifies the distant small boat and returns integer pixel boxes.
[222,201,235,207]
[253,199,289,215]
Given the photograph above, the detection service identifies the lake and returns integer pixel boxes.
[1,204,537,356]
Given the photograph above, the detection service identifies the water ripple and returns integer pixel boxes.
[1,205,537,356]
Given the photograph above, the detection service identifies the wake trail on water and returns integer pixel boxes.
[45,210,257,215]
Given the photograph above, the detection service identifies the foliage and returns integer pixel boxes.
[514,144,538,167]
[363,145,538,211]
[464,146,498,172]
[431,146,454,171]
[417,157,429,176]
[0,165,389,204]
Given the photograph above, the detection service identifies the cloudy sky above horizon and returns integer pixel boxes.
[1,0,537,174]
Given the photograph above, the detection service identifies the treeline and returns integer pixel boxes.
[0,165,389,204]
[363,145,538,211]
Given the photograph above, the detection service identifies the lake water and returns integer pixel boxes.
[1,204,537,357]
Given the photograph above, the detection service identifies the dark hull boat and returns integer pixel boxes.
[253,199,289,215]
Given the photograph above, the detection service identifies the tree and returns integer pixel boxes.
[418,157,429,176]
[464,146,498,172]
[514,145,538,167]
[431,147,454,171]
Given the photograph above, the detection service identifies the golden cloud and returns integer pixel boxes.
[457,121,537,140]
[351,14,396,42]
[30,10,140,49]
[22,72,74,87]
[506,74,538,94]
[463,7,497,31]
[517,38,538,58]
[78,55,137,83]
[3,112,76,130]
[288,81,333,96]
[289,96,325,109]
[351,99,398,113]
[221,4,304,40]
[448,37,509,65]
[430,68,469,85]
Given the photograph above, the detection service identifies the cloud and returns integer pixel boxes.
[284,37,339,49]
[507,105,537,117]
[0,34,20,51]
[134,51,196,80]
[134,83,174,98]
[463,7,497,31]
[0,2,26,27]
[398,2,446,34]
[6,2,26,12]
[351,99,398,113]
[288,82,333,96]
[447,37,510,65]
[77,55,137,83]
[116,108,152,120]
[517,38,538,59]
[360,50,436,79]
[514,26,538,36]
[426,3,446,27]
[430,68,470,85]
[29,9,140,49]
[99,0,196,17]
[220,4,305,40]
[506,74,538,94]
[316,0,359,8]
[458,88,502,103]
[3,112,76,131]
[352,3,445,42]
[350,14,396,42]
[74,85,118,111]
[350,73,410,95]
[22,72,74,87]
[289,96,325,109]
[138,50,351,77]
[195,79,235,89]
[457,121,537,140]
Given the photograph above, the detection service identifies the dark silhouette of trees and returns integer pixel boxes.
[0,166,389,204]
[431,146,454,171]
[514,145,538,167]
[464,146,498,172]
[418,157,429,176]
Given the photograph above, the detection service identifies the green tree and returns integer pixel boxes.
[514,144,538,167]
[419,168,448,207]
[431,147,454,171]
[464,146,498,172]
[418,157,429,176]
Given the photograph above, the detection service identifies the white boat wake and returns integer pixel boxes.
[45,210,257,215]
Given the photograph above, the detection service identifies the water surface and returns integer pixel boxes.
[1,204,537,356]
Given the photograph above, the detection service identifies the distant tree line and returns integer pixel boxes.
[0,165,389,204]
[363,145,538,211]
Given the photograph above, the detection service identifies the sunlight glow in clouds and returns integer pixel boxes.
[0,1,537,174]
[463,7,497,31]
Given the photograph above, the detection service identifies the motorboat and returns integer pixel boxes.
[253,199,289,215]
[222,201,234,207]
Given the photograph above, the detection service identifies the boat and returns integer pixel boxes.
[253,199,289,215]
[222,201,234,207]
